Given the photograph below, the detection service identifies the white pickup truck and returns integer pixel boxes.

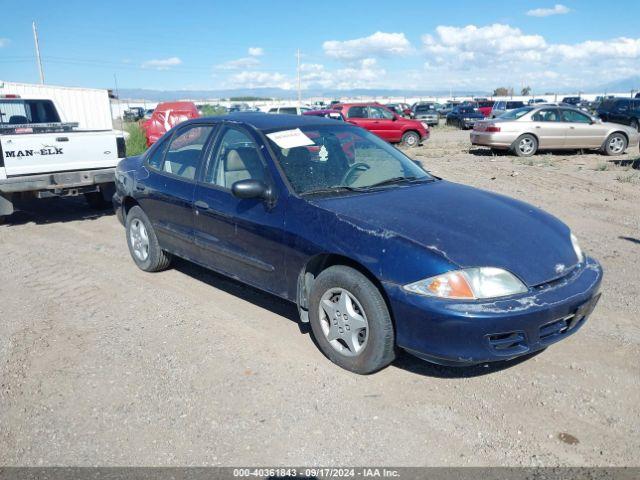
[0,96,125,221]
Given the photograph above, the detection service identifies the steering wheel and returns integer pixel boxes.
[341,162,371,185]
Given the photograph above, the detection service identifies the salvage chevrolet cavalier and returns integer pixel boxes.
[113,113,603,374]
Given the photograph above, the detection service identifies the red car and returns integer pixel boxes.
[333,103,429,147]
[142,101,199,147]
[477,100,495,118]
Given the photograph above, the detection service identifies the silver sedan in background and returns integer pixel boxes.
[471,105,639,157]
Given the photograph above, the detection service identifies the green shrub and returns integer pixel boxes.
[200,104,227,116]
[124,122,147,157]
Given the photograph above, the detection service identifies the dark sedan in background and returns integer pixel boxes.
[446,105,485,129]
[113,113,602,374]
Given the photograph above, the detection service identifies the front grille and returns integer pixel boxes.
[486,331,528,355]
[539,313,583,343]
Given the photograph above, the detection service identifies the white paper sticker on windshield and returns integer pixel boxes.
[266,128,315,149]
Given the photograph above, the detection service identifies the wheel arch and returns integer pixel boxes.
[296,253,393,326]
[122,196,140,219]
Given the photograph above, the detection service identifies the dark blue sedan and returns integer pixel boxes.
[446,105,485,129]
[113,113,602,374]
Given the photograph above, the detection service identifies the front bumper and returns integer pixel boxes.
[384,257,603,366]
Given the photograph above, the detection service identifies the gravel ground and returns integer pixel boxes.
[0,127,638,466]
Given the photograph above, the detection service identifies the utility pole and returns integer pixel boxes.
[296,48,301,107]
[32,21,45,84]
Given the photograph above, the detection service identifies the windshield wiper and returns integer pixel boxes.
[302,185,364,196]
[365,175,433,189]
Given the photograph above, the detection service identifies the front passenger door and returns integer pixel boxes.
[193,126,286,292]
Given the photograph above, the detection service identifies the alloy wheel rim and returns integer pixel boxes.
[609,136,624,153]
[519,138,535,154]
[129,218,149,261]
[406,135,417,146]
[318,288,369,357]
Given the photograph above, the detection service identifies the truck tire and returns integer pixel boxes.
[125,206,172,272]
[85,183,116,210]
[84,191,111,210]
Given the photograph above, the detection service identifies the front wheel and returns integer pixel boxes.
[308,266,396,374]
[125,206,172,272]
[401,131,420,148]
[603,133,628,156]
[512,134,538,157]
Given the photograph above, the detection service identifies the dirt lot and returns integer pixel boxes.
[1,128,639,466]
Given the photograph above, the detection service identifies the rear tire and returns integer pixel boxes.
[512,134,538,157]
[125,206,172,272]
[401,131,420,148]
[308,266,396,374]
[84,191,111,210]
[603,132,628,156]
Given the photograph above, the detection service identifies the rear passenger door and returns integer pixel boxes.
[139,124,216,258]
[192,125,286,292]
[530,108,565,149]
[609,99,632,126]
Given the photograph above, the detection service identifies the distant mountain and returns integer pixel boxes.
[593,76,640,93]
[115,87,489,101]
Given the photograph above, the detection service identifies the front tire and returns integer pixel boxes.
[308,266,395,374]
[125,206,172,272]
[512,134,538,157]
[603,132,627,156]
[401,131,420,148]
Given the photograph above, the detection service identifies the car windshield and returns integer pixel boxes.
[264,124,432,195]
[415,105,435,112]
[499,107,534,120]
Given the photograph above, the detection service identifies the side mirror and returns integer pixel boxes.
[231,179,273,202]
[392,115,398,121]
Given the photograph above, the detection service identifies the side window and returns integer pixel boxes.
[161,125,214,180]
[146,137,170,170]
[268,108,277,113]
[347,106,368,119]
[532,109,559,122]
[561,110,591,123]
[280,107,297,115]
[369,107,393,119]
[204,127,265,189]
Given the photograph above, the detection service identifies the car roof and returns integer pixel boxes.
[190,112,339,130]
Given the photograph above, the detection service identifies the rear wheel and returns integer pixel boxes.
[401,131,420,148]
[308,266,396,374]
[603,133,627,156]
[125,206,172,272]
[512,134,538,157]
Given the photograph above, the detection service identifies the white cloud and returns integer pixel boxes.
[323,31,412,60]
[141,57,182,70]
[248,47,264,56]
[420,23,640,90]
[0,38,10,47]
[228,71,292,89]
[217,57,261,70]
[527,4,570,17]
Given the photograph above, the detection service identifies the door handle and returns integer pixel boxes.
[535,126,541,129]
[194,200,209,210]
[569,126,575,129]
[56,137,69,142]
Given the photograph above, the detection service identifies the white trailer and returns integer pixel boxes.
[0,80,113,130]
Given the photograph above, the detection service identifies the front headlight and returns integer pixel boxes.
[421,121,430,129]
[403,267,528,300]
[571,233,584,263]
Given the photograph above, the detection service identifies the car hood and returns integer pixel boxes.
[310,180,579,287]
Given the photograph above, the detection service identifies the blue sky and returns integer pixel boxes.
[2,0,640,92]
